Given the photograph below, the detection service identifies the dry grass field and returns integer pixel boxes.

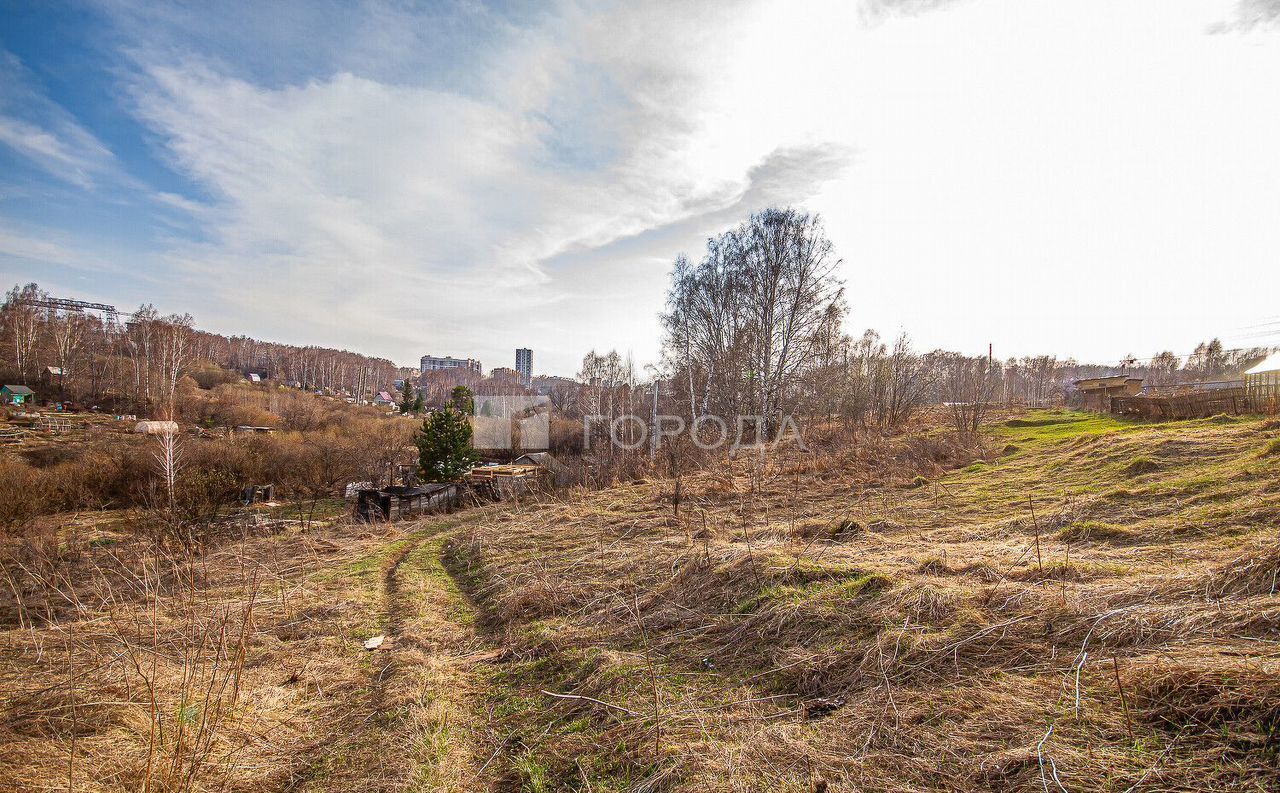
[2,409,1278,791]
[450,409,1280,791]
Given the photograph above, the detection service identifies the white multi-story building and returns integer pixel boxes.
[420,355,482,375]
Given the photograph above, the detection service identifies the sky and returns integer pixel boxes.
[1,0,1279,376]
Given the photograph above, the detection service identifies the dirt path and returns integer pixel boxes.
[300,510,499,792]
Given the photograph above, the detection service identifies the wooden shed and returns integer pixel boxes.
[1245,352,1280,412]
[512,451,566,486]
[354,484,462,522]
[1072,375,1143,412]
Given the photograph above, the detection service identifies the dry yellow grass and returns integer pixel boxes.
[447,410,1280,790]
[0,508,497,792]
[3,409,1278,791]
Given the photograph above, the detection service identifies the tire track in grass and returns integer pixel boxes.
[302,508,502,792]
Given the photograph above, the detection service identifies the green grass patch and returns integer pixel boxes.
[1057,520,1136,543]
[1122,456,1160,476]
[514,749,553,793]
[345,538,410,578]
[832,572,892,599]
[994,409,1133,446]
[401,534,475,626]
[1202,413,1246,425]
[1003,413,1083,428]
[735,570,890,613]
[734,584,807,613]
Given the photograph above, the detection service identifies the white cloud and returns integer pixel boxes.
[117,1,853,371]
[0,219,125,274]
[0,52,118,189]
[1208,0,1280,32]
[66,0,1280,373]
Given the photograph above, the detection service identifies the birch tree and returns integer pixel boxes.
[661,207,846,432]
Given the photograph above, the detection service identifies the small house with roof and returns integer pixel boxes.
[2,385,34,406]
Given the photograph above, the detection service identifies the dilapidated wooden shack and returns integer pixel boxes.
[1072,376,1143,412]
[354,483,463,522]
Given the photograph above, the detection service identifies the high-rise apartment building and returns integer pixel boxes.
[515,348,533,385]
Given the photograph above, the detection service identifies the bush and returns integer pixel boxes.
[186,360,243,390]
[0,459,54,534]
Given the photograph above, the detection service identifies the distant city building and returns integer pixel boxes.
[515,348,533,385]
[531,375,576,396]
[420,355,482,375]
[490,367,520,383]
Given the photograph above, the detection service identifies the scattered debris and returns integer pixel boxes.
[363,635,385,650]
[241,484,276,505]
[802,696,846,720]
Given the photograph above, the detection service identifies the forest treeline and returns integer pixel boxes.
[0,283,398,417]
[654,207,1272,435]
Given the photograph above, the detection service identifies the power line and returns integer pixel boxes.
[1232,317,1280,331]
[1105,344,1277,366]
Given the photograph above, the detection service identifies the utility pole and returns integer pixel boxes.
[650,377,659,459]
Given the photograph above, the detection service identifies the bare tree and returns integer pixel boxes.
[942,353,1000,434]
[154,314,195,420]
[1147,351,1181,386]
[661,207,846,433]
[2,283,44,384]
[153,430,183,518]
[45,308,90,395]
[881,334,938,426]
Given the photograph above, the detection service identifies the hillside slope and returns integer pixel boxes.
[3,410,1277,792]
[452,410,1280,791]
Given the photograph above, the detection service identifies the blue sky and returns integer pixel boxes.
[2,0,1280,375]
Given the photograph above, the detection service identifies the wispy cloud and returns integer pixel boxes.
[0,218,124,274]
[0,51,118,188]
[102,1,850,365]
[1208,0,1280,32]
[858,0,969,25]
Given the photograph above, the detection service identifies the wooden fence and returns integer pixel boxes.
[1110,387,1252,420]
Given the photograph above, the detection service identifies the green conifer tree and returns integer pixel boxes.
[414,406,477,481]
